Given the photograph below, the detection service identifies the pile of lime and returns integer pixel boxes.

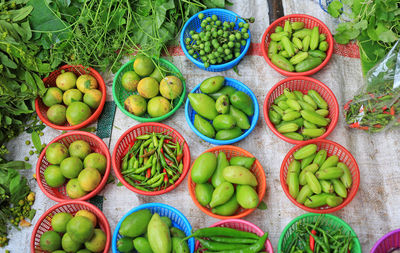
[43,139,107,199]
[42,71,102,126]
[122,55,183,118]
[39,209,106,252]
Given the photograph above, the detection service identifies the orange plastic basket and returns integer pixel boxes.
[112,123,191,196]
[35,65,106,130]
[36,131,111,202]
[188,145,266,219]
[261,14,334,76]
[280,139,360,213]
[263,76,339,145]
[30,200,111,253]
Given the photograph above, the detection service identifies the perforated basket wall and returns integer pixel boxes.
[371,229,400,253]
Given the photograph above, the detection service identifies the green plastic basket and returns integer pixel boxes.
[277,213,361,253]
[112,57,186,122]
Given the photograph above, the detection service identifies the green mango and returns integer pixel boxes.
[147,213,171,253]
[170,227,186,239]
[160,216,172,228]
[117,237,134,253]
[211,195,239,216]
[211,152,229,187]
[215,127,242,140]
[195,183,214,207]
[133,237,153,253]
[120,209,152,238]
[229,156,256,169]
[188,93,218,120]
[200,76,225,93]
[191,152,217,184]
[172,237,190,253]
[215,95,230,114]
[209,182,234,208]
[209,86,237,100]
[212,114,236,131]
[229,106,250,130]
[194,115,215,138]
[236,185,259,209]
[223,166,258,186]
[230,91,254,116]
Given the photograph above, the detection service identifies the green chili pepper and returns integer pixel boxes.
[146,173,165,185]
[196,238,250,251]
[136,134,152,140]
[152,133,158,147]
[185,227,260,240]
[148,176,164,188]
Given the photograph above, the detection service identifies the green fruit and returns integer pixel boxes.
[133,237,153,253]
[84,228,107,252]
[236,185,259,209]
[43,87,63,107]
[47,104,67,125]
[215,127,242,140]
[194,115,215,138]
[211,195,239,216]
[200,76,225,93]
[76,74,98,93]
[122,71,141,91]
[230,91,254,116]
[117,237,134,253]
[229,156,256,169]
[56,72,77,91]
[209,182,234,208]
[191,152,217,184]
[149,67,166,82]
[83,153,107,175]
[69,140,91,160]
[211,152,229,188]
[66,178,87,199]
[215,95,229,114]
[124,94,147,116]
[44,165,66,187]
[134,55,155,76]
[195,183,214,207]
[60,156,83,179]
[46,143,69,165]
[160,216,172,228]
[170,227,186,239]
[83,89,102,109]
[77,250,92,253]
[147,213,171,253]
[75,210,97,227]
[66,102,91,125]
[223,166,258,186]
[172,237,190,253]
[209,86,237,100]
[229,106,251,130]
[212,114,236,131]
[51,212,73,233]
[63,89,83,106]
[40,231,62,252]
[137,77,159,99]
[78,168,101,192]
[53,250,67,253]
[62,233,82,252]
[120,209,152,238]
[160,76,183,99]
[67,216,94,243]
[147,96,171,118]
[188,93,218,120]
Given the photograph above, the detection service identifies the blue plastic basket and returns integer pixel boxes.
[319,0,342,13]
[185,77,259,145]
[112,203,195,253]
[180,8,251,72]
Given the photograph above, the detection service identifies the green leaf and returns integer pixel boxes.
[334,32,350,44]
[117,181,123,186]
[353,20,368,30]
[31,131,42,153]
[378,30,397,42]
[12,5,34,21]
[0,52,18,69]
[257,201,268,210]
[0,161,31,170]
[327,0,343,18]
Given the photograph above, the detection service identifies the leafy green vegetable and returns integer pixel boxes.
[327,0,343,18]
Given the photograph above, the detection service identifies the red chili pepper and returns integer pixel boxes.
[164,139,170,144]
[309,230,316,252]
[359,126,369,130]
[374,124,382,128]
[390,106,395,115]
[382,105,388,111]
[176,153,183,163]
[146,168,151,179]
[343,100,353,111]
[163,168,168,182]
[383,111,391,114]
[349,122,360,128]
[372,108,376,113]
[368,93,375,98]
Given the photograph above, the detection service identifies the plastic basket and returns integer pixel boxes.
[112,203,195,253]
[35,65,106,130]
[188,145,266,219]
[112,123,191,196]
[277,213,361,252]
[180,8,251,72]
[263,76,339,145]
[31,200,111,253]
[371,229,400,253]
[195,219,274,252]
[185,77,259,145]
[319,0,340,13]
[280,139,360,213]
[261,14,333,76]
[112,57,186,123]
[36,131,111,202]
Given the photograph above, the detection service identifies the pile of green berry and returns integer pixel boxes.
[184,13,253,68]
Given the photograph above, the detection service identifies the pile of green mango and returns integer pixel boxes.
[117,209,189,253]
[191,151,259,216]
[188,76,254,141]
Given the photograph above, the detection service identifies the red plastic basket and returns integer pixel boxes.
[188,146,266,219]
[195,219,274,252]
[263,76,339,145]
[112,123,191,196]
[35,65,106,130]
[261,14,334,76]
[36,131,111,202]
[31,200,111,253]
[280,139,360,213]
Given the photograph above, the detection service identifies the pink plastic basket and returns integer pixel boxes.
[371,229,400,253]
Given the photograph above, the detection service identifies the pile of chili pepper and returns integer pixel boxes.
[285,215,356,253]
[344,82,400,133]
[184,227,269,252]
[120,132,184,191]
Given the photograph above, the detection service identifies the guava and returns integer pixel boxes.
[124,94,147,116]
[63,89,83,105]
[147,96,171,118]
[159,76,183,99]
[56,72,77,91]
[43,87,63,107]
[76,74,98,93]
[47,104,67,125]
[66,101,91,126]
[83,89,102,109]
[121,71,140,91]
